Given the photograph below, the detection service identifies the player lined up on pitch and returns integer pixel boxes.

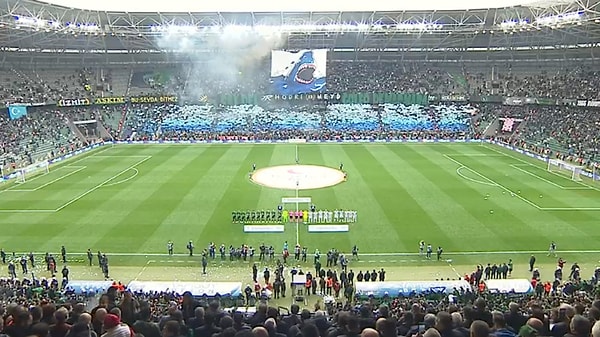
[231,207,357,223]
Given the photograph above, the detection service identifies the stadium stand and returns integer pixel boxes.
[1,62,600,170]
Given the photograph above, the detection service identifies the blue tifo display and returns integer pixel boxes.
[232,209,357,224]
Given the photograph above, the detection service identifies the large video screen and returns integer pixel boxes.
[270,49,327,95]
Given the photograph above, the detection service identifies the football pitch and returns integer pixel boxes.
[1,142,600,282]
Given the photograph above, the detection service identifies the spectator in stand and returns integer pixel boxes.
[101,314,130,337]
[161,321,182,337]
[435,311,459,337]
[471,299,493,327]
[119,291,139,326]
[4,306,33,337]
[491,312,515,337]
[132,307,161,337]
[567,315,592,337]
[92,308,108,337]
[504,303,527,334]
[186,307,205,331]
[470,321,490,337]
[49,309,72,337]
[592,321,600,337]
[194,313,220,337]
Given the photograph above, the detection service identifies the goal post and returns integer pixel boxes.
[547,158,583,181]
[17,161,50,183]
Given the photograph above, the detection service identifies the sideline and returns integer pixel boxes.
[11,249,600,257]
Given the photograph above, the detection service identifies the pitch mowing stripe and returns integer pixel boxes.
[401,145,522,249]
[381,145,509,252]
[136,145,248,252]
[198,145,288,247]
[6,156,143,241]
[9,157,141,228]
[341,144,405,251]
[425,145,549,251]
[466,146,600,214]
[296,145,350,248]
[438,145,600,247]
[483,145,600,192]
[166,145,269,248]
[69,146,204,252]
[465,151,592,209]
[106,146,233,253]
[258,145,305,246]
[57,146,195,253]
[342,145,436,252]
[55,156,151,212]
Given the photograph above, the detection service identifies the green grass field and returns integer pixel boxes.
[1,143,599,283]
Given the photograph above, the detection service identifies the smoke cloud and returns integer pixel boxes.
[156,27,287,100]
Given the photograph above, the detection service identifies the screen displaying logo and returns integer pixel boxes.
[7,105,27,120]
[270,49,327,95]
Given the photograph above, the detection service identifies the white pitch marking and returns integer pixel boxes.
[53,156,152,212]
[444,154,541,210]
[510,164,593,190]
[540,207,600,211]
[0,147,112,192]
[133,260,152,281]
[102,168,139,187]
[92,155,154,158]
[2,167,86,193]
[30,166,87,191]
[0,147,121,212]
[444,154,507,157]
[0,209,56,213]
[509,164,569,189]
[455,166,497,186]
[484,145,600,192]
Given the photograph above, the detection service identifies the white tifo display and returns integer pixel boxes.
[17,161,50,183]
[547,158,583,181]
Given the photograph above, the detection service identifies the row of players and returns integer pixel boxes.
[232,210,280,223]
[231,209,358,223]
[290,210,358,223]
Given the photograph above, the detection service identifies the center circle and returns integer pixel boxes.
[251,165,345,190]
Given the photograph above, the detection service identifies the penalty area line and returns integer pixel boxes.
[484,145,600,192]
[0,209,56,213]
[102,168,139,187]
[53,156,152,212]
[444,154,541,210]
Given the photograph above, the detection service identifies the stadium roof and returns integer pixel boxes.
[0,0,599,64]
[34,0,576,13]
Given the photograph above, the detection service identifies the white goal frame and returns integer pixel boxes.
[17,161,50,183]
[547,158,584,181]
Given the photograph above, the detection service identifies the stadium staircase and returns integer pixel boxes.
[482,118,500,138]
[116,106,129,139]
[93,111,115,141]
[109,67,131,96]
[508,119,527,143]
[65,118,88,144]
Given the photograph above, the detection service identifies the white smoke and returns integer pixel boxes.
[156,26,287,100]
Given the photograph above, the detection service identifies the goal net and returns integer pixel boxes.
[17,161,50,183]
[547,158,583,181]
